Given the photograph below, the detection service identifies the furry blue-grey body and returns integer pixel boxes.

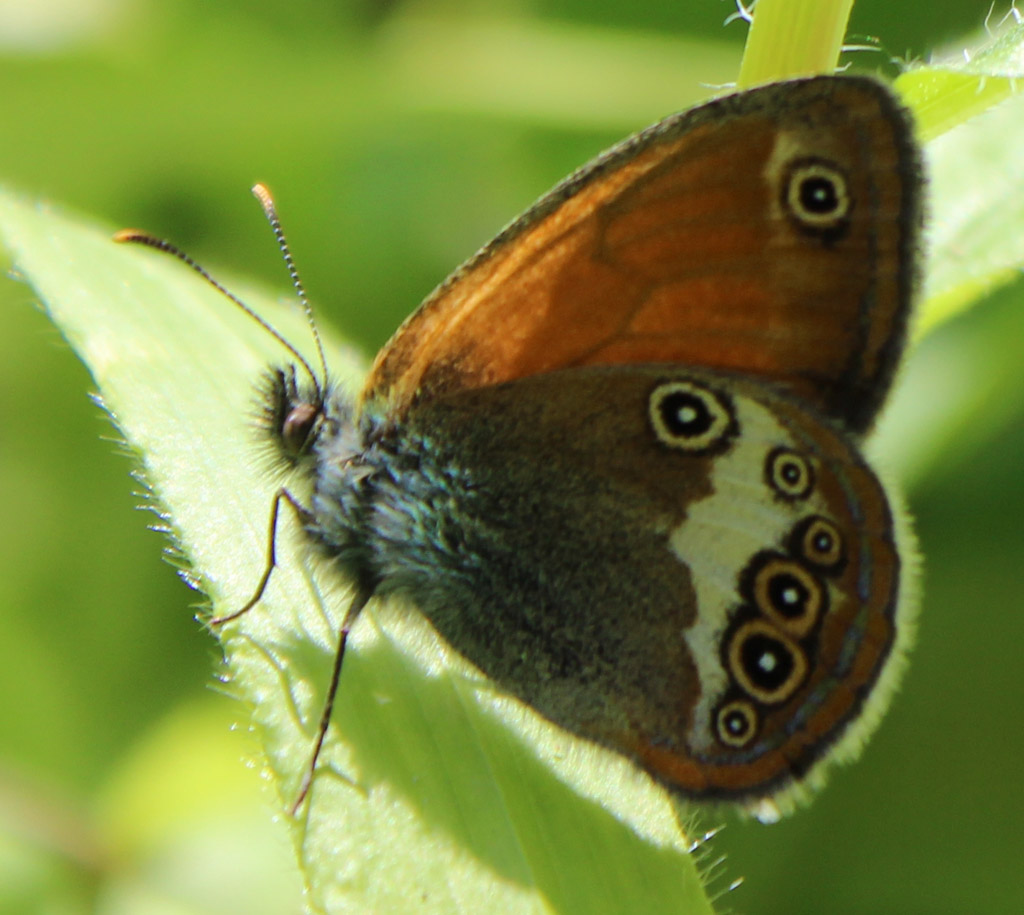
[310,393,485,618]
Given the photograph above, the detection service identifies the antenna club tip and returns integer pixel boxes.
[251,182,278,220]
[113,228,149,244]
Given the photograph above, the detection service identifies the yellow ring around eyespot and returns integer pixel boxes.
[728,619,808,705]
[648,380,733,452]
[785,160,851,229]
[752,557,824,639]
[797,516,844,569]
[766,447,814,500]
[716,699,759,749]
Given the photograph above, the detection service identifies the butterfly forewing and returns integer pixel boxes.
[364,77,920,435]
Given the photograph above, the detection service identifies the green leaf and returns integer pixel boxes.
[917,90,1024,334]
[0,190,711,913]
[896,15,1024,141]
[894,18,1024,334]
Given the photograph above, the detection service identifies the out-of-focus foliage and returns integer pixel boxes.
[1,1,1022,913]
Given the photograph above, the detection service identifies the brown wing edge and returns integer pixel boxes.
[822,79,923,436]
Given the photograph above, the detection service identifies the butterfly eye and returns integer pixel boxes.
[766,447,815,500]
[783,158,851,237]
[648,381,736,454]
[716,700,759,749]
[727,620,808,705]
[749,554,825,639]
[792,516,846,572]
[258,366,323,465]
[281,401,320,456]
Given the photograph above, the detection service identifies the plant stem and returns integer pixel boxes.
[737,0,852,86]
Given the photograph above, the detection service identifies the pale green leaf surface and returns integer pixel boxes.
[893,19,1024,335]
[897,15,1024,141]
[0,190,710,914]
[917,89,1024,333]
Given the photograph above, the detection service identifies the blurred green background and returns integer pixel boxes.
[2,1,1022,913]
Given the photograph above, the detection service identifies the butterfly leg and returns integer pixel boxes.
[209,487,312,626]
[291,577,376,816]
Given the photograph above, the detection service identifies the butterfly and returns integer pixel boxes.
[119,73,922,821]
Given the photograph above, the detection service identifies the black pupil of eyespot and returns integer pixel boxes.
[800,176,838,214]
[768,572,808,618]
[662,392,712,437]
[781,460,802,484]
[741,633,795,691]
[813,531,833,554]
[725,711,748,735]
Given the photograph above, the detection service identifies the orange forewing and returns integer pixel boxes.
[362,77,919,434]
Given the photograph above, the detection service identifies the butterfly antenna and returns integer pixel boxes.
[251,183,330,396]
[114,226,323,406]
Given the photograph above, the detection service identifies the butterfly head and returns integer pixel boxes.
[257,365,328,468]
